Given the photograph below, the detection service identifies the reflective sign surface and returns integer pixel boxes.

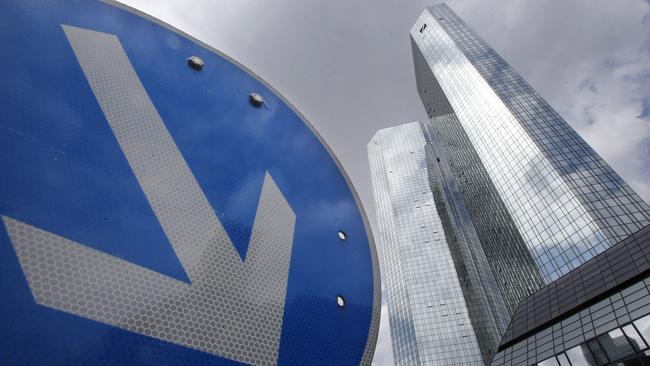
[0,1,379,365]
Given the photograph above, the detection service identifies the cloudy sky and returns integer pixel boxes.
[120,0,650,364]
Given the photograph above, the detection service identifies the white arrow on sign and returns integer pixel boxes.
[2,25,295,366]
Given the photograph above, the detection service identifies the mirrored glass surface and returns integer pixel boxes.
[598,329,634,361]
[566,345,598,366]
[622,324,647,352]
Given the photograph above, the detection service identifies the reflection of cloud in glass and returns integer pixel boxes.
[421,121,511,356]
[369,122,485,364]
[413,9,615,282]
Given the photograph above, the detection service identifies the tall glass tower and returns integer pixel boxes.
[369,121,508,365]
[368,3,650,365]
[411,2,650,309]
[370,118,522,365]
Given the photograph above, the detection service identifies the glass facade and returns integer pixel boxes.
[421,120,511,360]
[411,3,650,310]
[369,122,487,365]
[369,4,650,366]
[492,221,650,365]
[493,275,650,366]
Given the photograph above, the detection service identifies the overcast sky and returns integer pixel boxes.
[120,0,650,364]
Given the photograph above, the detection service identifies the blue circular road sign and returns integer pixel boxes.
[0,1,380,365]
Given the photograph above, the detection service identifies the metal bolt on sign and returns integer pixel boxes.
[338,230,347,241]
[187,55,204,70]
[249,92,264,107]
[337,295,346,308]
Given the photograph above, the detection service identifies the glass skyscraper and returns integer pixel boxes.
[369,121,511,365]
[368,3,650,365]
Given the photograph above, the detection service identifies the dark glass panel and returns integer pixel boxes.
[633,314,650,345]
[556,353,571,366]
[622,324,647,351]
[598,329,635,361]
[586,339,609,365]
[566,345,598,366]
[538,356,559,366]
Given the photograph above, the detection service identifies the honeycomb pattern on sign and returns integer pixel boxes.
[1,24,297,366]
